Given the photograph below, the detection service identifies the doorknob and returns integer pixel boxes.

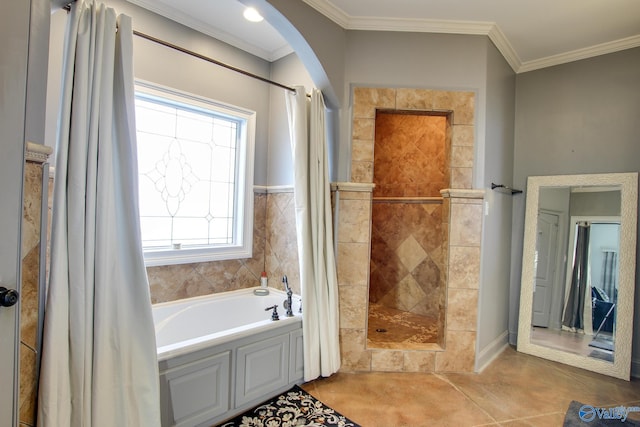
[0,287,19,307]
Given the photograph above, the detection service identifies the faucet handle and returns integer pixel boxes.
[265,304,279,321]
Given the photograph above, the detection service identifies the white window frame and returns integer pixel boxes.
[135,80,256,266]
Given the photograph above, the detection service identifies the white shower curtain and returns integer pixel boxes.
[38,1,160,426]
[286,87,341,381]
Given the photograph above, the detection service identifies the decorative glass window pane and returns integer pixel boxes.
[134,82,255,266]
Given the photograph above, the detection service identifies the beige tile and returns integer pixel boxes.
[452,145,475,168]
[338,284,368,329]
[20,245,40,349]
[19,343,37,425]
[336,242,370,286]
[449,203,483,247]
[452,91,476,125]
[339,328,371,371]
[433,90,455,111]
[379,275,427,312]
[448,246,481,289]
[403,351,436,372]
[447,288,478,331]
[338,199,371,243]
[396,88,434,110]
[22,162,43,256]
[350,160,374,183]
[351,138,375,162]
[353,87,396,118]
[452,124,475,146]
[452,167,474,189]
[371,350,405,371]
[396,235,427,272]
[351,118,375,140]
[338,190,372,201]
[435,330,476,372]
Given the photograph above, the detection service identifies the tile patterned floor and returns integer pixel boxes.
[301,346,640,426]
[367,303,440,349]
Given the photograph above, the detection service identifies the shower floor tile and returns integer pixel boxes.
[367,303,440,349]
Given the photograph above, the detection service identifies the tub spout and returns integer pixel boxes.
[282,276,293,317]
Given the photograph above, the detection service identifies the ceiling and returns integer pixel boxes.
[127,0,640,73]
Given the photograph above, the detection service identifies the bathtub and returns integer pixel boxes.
[153,287,304,427]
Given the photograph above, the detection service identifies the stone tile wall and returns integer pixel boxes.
[337,87,484,373]
[147,189,301,303]
[20,143,52,427]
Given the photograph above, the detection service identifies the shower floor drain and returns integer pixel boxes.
[375,328,387,333]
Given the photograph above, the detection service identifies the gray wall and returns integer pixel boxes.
[267,53,314,186]
[343,30,489,185]
[46,0,278,186]
[476,40,516,367]
[510,47,640,368]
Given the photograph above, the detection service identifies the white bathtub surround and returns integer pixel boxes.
[154,288,304,426]
[153,287,302,360]
[38,2,160,426]
[286,87,341,381]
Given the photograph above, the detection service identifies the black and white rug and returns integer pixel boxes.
[218,385,360,427]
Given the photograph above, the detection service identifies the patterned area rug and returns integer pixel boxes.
[218,385,360,427]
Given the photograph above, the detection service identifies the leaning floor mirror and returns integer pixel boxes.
[517,172,638,380]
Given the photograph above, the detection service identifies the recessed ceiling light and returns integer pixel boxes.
[243,7,264,23]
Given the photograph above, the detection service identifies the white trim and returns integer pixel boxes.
[519,35,640,73]
[301,0,350,28]
[126,0,293,62]
[135,80,256,267]
[301,0,640,74]
[475,330,509,373]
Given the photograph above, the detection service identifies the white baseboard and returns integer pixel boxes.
[475,330,509,373]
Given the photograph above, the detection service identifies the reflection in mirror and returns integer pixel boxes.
[517,173,637,380]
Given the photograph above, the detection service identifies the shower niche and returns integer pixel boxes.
[367,110,450,349]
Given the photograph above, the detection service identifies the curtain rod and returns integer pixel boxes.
[62,3,301,95]
[132,30,299,94]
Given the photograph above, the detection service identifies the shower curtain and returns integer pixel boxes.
[562,222,591,331]
[38,2,160,426]
[601,250,617,300]
[286,86,341,381]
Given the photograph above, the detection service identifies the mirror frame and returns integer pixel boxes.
[517,172,638,380]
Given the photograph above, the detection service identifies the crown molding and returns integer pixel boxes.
[126,0,293,62]
[301,0,639,73]
[301,0,350,28]
[518,34,640,73]
[487,25,521,73]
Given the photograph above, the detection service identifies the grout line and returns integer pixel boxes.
[434,373,498,424]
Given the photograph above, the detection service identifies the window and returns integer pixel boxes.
[134,81,255,266]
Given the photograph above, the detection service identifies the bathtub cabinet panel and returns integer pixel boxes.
[235,333,290,406]
[289,328,304,382]
[160,350,231,427]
